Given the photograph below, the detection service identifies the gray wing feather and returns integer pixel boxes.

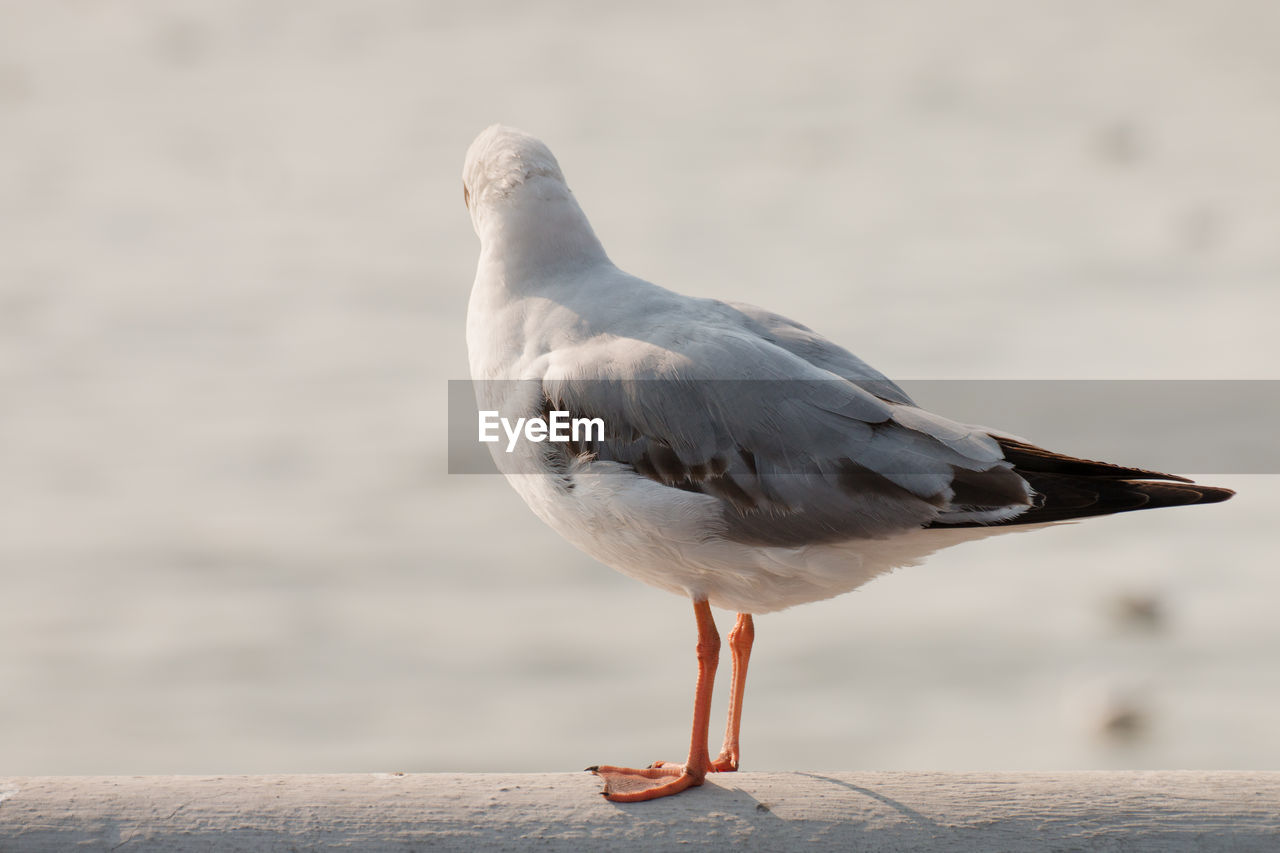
[721,300,916,405]
[540,315,1030,547]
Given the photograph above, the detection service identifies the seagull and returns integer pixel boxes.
[461,124,1234,802]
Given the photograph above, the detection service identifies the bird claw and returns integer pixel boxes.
[589,763,702,802]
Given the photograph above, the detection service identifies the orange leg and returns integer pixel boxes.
[589,598,720,802]
[711,613,754,772]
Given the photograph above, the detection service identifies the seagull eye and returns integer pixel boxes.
[463,183,471,209]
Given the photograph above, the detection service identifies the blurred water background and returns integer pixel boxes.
[1,1,1277,775]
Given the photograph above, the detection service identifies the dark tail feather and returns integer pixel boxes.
[929,437,1234,529]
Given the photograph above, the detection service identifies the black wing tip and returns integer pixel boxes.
[987,435,1238,523]
[993,436,1194,483]
[928,434,1236,530]
[1129,480,1236,510]
[1188,485,1235,505]
[927,477,1234,529]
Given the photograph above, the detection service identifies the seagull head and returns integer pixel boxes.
[462,125,568,223]
[461,125,607,269]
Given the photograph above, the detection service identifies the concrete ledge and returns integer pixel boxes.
[1,771,1278,851]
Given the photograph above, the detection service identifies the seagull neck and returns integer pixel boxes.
[477,187,610,284]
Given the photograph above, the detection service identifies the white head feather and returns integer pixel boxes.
[462,125,607,274]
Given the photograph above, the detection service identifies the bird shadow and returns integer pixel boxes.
[795,771,944,830]
[594,770,943,834]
